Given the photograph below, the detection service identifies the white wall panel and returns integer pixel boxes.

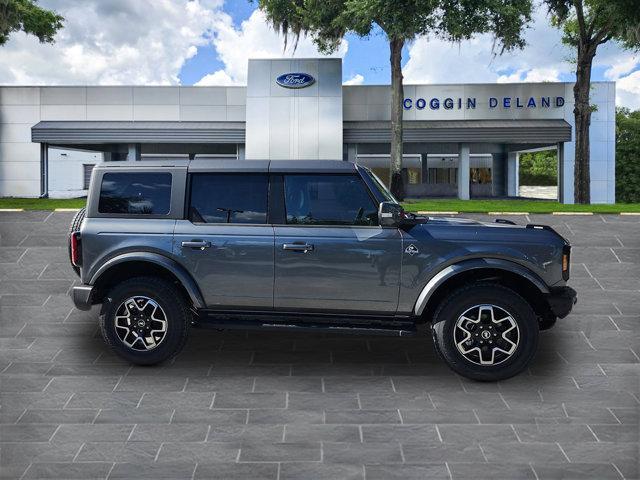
[41,87,86,105]
[180,105,227,121]
[0,105,40,124]
[86,87,133,105]
[133,105,180,121]
[133,87,179,105]
[0,87,40,105]
[41,105,86,121]
[86,105,134,121]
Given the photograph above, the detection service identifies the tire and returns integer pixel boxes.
[68,207,86,276]
[99,276,190,365]
[431,283,539,381]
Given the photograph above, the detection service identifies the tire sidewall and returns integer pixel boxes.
[433,285,538,381]
[100,278,188,365]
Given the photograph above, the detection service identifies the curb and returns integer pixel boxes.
[0,208,24,212]
[487,212,529,215]
[416,211,459,215]
[552,212,593,215]
[54,208,81,212]
[620,212,640,216]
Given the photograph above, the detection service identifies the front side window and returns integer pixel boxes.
[189,173,268,224]
[98,172,172,215]
[284,174,377,226]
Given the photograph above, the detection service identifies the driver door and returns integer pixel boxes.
[273,173,402,314]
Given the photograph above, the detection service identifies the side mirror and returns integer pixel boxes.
[378,201,403,227]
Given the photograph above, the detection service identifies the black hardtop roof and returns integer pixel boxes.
[95,159,357,174]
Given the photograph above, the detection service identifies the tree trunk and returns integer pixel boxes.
[389,37,405,201]
[573,46,595,204]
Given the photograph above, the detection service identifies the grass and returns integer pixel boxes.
[1,197,639,214]
[0,197,87,210]
[402,199,640,214]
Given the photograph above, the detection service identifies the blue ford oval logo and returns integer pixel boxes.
[276,72,315,89]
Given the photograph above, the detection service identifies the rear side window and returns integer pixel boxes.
[98,172,172,215]
[189,173,268,224]
[284,174,377,226]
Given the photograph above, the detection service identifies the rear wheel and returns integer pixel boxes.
[431,284,538,381]
[99,276,190,365]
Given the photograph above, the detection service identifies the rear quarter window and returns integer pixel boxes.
[98,172,172,215]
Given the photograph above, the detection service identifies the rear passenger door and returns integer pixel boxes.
[273,174,402,314]
[174,173,274,309]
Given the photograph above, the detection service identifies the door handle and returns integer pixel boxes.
[181,240,211,250]
[283,243,314,253]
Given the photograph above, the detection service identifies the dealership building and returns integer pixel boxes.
[0,58,616,203]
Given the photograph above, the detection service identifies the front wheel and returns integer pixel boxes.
[431,284,539,381]
[99,276,190,365]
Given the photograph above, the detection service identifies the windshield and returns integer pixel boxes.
[363,167,399,203]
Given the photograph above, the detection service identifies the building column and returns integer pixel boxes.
[457,143,470,200]
[491,151,507,197]
[40,143,49,198]
[127,143,141,161]
[507,151,519,197]
[557,142,564,203]
[237,144,245,160]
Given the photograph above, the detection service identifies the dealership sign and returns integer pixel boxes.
[403,96,565,110]
[276,73,316,89]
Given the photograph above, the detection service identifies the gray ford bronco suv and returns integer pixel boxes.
[69,159,576,381]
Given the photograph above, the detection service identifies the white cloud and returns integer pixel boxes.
[197,9,348,86]
[0,0,223,85]
[616,70,640,110]
[497,67,561,83]
[403,10,571,85]
[344,73,364,85]
[195,70,237,86]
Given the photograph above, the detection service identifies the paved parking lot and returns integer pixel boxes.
[0,211,638,479]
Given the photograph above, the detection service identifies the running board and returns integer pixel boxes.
[193,314,417,337]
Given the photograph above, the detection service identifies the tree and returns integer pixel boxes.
[0,0,64,46]
[544,0,640,204]
[615,107,640,203]
[257,0,532,200]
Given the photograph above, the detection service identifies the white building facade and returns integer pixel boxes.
[0,58,616,203]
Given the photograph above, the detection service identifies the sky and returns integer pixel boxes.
[0,0,638,108]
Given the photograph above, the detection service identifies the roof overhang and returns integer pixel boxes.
[31,121,245,144]
[343,119,572,144]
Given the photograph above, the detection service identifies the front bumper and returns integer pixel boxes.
[71,285,94,311]
[547,286,577,319]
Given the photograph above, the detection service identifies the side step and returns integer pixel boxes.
[193,312,417,337]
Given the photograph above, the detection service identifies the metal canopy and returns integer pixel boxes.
[32,119,571,146]
[343,119,572,144]
[32,121,246,144]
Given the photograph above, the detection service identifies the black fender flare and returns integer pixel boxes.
[89,252,206,309]
[413,258,549,316]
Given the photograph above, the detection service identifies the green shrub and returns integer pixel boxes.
[519,150,558,186]
[616,108,640,203]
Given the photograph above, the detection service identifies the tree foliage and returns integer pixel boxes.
[0,0,63,46]
[519,150,558,186]
[616,108,640,204]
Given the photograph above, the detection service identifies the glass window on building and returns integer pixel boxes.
[83,164,95,190]
[470,168,492,184]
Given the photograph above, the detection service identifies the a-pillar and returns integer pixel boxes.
[457,143,470,200]
[507,151,519,197]
[127,143,141,161]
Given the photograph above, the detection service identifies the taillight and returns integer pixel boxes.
[71,232,82,267]
[562,245,570,280]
